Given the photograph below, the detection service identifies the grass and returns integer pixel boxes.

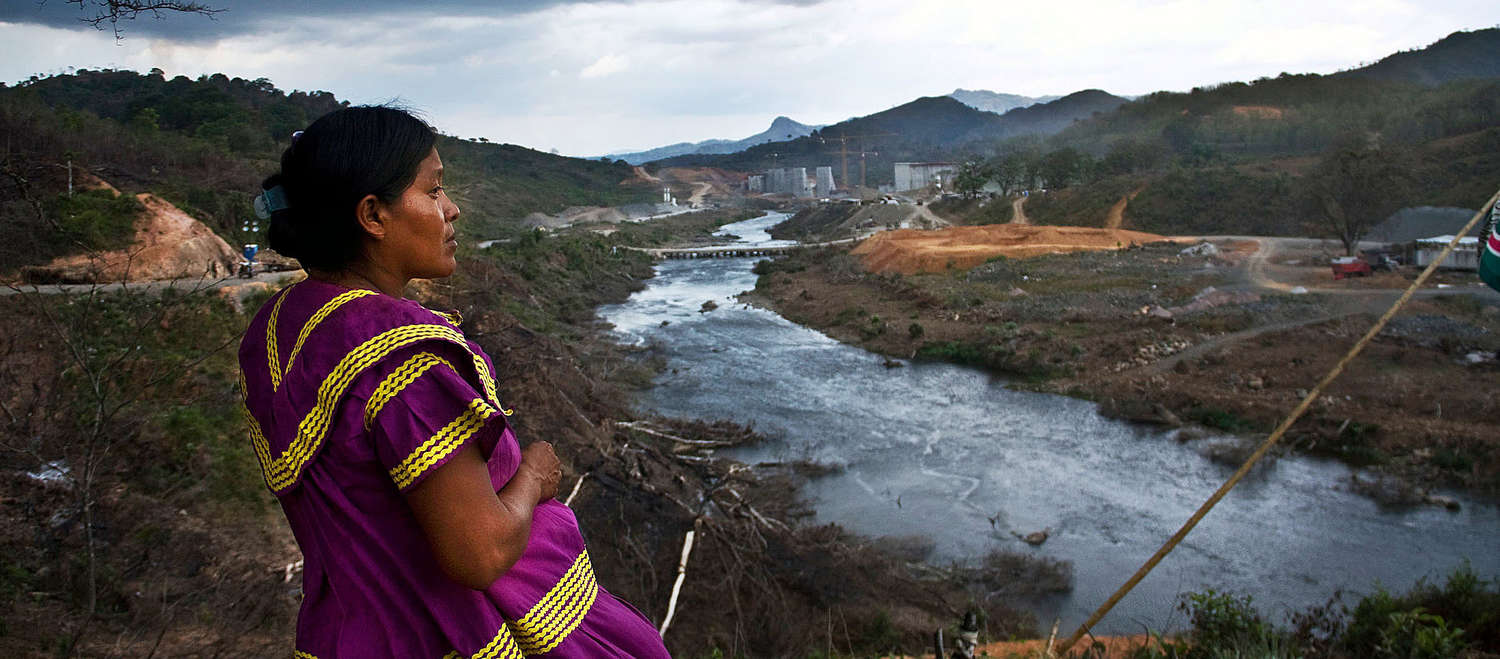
[1126,564,1499,658]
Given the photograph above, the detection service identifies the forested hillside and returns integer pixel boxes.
[946,28,1500,238]
[0,69,655,274]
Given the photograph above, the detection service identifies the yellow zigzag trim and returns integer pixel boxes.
[470,621,524,659]
[261,323,492,492]
[509,551,598,655]
[241,371,274,490]
[282,289,379,385]
[266,287,291,390]
[292,651,317,659]
[389,398,496,490]
[430,308,464,326]
[363,352,457,430]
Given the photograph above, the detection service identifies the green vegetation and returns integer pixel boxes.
[0,69,655,273]
[1185,407,1262,434]
[41,189,145,255]
[0,284,275,654]
[1123,564,1499,657]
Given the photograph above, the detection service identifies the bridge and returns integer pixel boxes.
[622,237,863,261]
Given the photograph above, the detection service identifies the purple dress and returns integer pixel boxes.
[239,279,670,658]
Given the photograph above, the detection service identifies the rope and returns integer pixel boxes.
[1057,186,1500,655]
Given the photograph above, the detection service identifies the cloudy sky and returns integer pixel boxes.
[1,0,1497,155]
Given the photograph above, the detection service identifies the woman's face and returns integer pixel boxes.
[377,148,461,280]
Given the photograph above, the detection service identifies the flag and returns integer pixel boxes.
[1483,198,1500,293]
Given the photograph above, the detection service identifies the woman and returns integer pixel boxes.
[239,106,671,658]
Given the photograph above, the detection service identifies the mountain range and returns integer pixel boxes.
[603,115,820,164]
[609,89,1062,165]
[650,89,1129,185]
[947,89,1061,114]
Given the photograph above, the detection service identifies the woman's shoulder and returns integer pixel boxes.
[241,279,477,394]
[251,280,459,338]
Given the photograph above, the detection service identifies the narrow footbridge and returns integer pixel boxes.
[623,237,862,261]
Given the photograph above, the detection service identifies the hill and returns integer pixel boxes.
[604,115,820,164]
[1337,28,1500,86]
[949,88,1062,114]
[933,28,1500,238]
[0,69,656,274]
[653,91,1126,186]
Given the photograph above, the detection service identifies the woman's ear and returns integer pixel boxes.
[354,194,387,240]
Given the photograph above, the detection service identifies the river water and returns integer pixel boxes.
[597,212,1500,634]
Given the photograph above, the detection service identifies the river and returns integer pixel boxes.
[597,211,1500,634]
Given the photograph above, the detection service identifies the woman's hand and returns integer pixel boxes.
[517,441,562,502]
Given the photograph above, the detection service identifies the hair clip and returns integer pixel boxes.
[253,185,289,219]
[291,130,304,143]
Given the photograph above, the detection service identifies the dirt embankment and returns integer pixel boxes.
[21,190,237,283]
[851,224,1171,274]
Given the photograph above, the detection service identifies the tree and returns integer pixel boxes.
[1038,147,1089,189]
[1302,138,1410,255]
[952,160,992,199]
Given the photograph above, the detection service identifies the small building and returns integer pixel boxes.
[894,162,957,192]
[747,175,764,193]
[1410,235,1480,270]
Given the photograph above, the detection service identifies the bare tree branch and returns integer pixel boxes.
[59,0,225,40]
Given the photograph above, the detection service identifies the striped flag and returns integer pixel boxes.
[1484,199,1500,293]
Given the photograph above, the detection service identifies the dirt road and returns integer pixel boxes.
[3,270,297,296]
[1103,186,1144,230]
[630,165,661,183]
[1011,195,1030,224]
[686,181,711,206]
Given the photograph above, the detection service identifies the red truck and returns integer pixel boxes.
[1330,256,1372,279]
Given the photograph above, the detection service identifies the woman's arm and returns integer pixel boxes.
[405,441,561,589]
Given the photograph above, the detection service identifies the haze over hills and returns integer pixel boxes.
[948,88,1062,114]
[609,89,1061,165]
[651,90,1128,185]
[603,115,820,164]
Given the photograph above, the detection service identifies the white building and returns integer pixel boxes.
[894,162,957,192]
[1412,235,1480,270]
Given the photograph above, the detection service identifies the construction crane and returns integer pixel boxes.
[820,131,896,193]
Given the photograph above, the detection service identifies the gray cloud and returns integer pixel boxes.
[0,1,581,40]
[0,0,828,40]
[0,0,1493,155]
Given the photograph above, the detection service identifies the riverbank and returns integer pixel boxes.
[745,238,1500,499]
[0,208,1044,657]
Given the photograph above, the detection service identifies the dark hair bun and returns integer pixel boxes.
[258,106,437,271]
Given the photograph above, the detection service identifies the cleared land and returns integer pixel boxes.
[851,224,1171,274]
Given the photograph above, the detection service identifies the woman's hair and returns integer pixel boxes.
[262,106,437,271]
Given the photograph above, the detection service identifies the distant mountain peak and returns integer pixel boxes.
[604,116,820,164]
[948,89,1063,115]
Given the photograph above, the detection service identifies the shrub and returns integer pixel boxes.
[1375,609,1468,658]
